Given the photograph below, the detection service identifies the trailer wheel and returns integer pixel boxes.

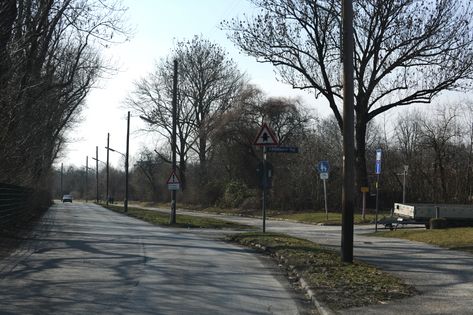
[385,223,394,231]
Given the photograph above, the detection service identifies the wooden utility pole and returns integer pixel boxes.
[106,133,110,206]
[125,111,130,213]
[341,0,355,263]
[60,163,63,197]
[96,146,99,203]
[85,156,88,203]
[169,60,178,224]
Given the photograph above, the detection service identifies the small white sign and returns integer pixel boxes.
[320,173,329,180]
[168,183,180,191]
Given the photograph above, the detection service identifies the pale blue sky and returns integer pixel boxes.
[60,0,327,168]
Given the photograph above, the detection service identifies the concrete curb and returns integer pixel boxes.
[298,277,337,315]
[274,253,337,315]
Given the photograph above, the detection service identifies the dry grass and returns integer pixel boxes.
[105,205,254,230]
[228,232,417,310]
[374,227,473,253]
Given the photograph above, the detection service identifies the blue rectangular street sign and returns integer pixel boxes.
[318,160,330,173]
[267,146,299,153]
[375,149,382,174]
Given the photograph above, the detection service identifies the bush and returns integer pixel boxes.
[219,181,251,208]
[239,195,260,211]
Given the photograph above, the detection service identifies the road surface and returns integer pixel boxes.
[0,202,310,315]
[147,206,473,315]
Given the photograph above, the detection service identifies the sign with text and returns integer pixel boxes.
[375,149,382,175]
[267,146,299,153]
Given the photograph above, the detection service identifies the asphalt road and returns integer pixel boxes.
[0,202,310,315]
[151,207,473,315]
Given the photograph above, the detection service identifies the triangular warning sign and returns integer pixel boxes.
[254,123,278,146]
[166,171,180,184]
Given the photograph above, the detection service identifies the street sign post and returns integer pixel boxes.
[254,123,278,233]
[267,146,299,153]
[253,123,278,146]
[318,160,330,173]
[166,170,180,191]
[317,160,330,220]
[375,149,382,232]
[375,149,382,175]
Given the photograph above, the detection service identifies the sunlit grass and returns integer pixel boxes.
[374,227,473,253]
[270,211,388,225]
[104,205,253,230]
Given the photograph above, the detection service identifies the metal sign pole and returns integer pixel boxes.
[375,173,380,232]
[402,165,408,203]
[323,178,328,220]
[262,146,267,233]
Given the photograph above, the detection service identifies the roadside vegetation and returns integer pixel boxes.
[104,204,253,230]
[270,211,383,225]
[128,202,388,226]
[374,228,473,254]
[228,232,417,310]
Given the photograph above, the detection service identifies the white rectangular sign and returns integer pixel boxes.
[320,173,329,180]
[168,183,180,190]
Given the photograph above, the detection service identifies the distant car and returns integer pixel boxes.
[62,194,73,203]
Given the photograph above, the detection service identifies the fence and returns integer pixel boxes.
[0,183,34,229]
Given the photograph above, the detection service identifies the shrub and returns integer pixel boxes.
[220,181,250,208]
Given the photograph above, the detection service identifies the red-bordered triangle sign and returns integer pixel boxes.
[166,170,180,184]
[254,123,278,146]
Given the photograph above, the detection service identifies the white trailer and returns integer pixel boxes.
[378,203,473,229]
[394,203,473,221]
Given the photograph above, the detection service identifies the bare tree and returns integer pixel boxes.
[128,36,245,189]
[420,105,461,202]
[0,0,129,187]
[222,0,473,191]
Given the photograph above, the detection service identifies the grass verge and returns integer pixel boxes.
[374,227,473,253]
[104,205,254,230]
[228,232,417,311]
[270,211,390,225]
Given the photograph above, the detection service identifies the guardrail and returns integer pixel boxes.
[0,183,34,228]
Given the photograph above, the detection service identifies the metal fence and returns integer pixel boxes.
[0,183,34,228]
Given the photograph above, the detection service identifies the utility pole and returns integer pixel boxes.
[96,146,99,203]
[341,0,355,263]
[170,59,178,224]
[60,163,63,197]
[106,133,110,206]
[85,156,88,203]
[125,111,130,213]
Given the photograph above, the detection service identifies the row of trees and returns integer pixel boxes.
[55,101,473,212]
[54,0,473,213]
[0,0,127,192]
